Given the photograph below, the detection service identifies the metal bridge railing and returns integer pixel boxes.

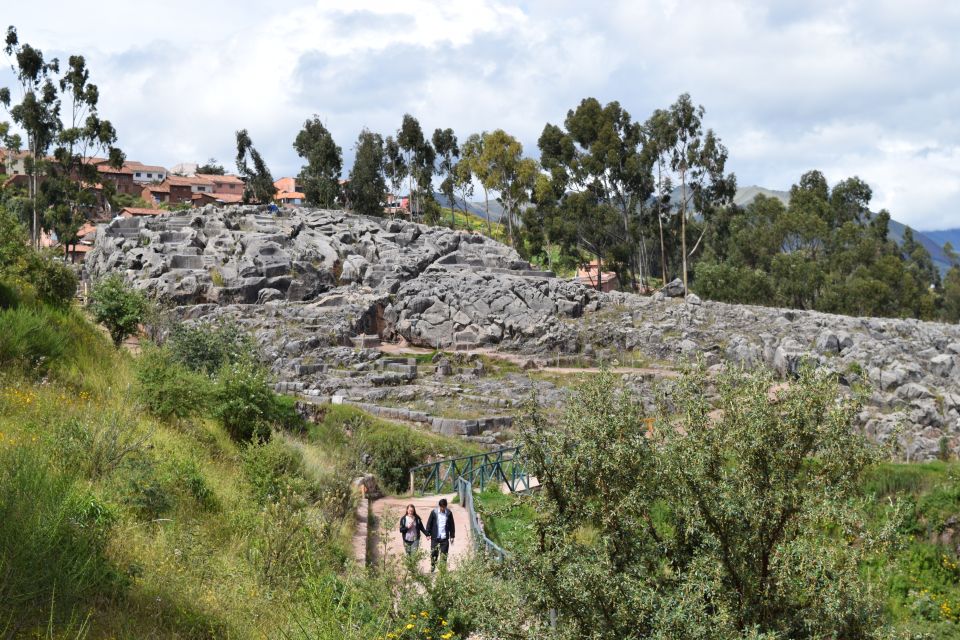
[457,474,508,562]
[409,446,527,496]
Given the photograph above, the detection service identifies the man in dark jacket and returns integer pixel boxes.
[425,498,455,571]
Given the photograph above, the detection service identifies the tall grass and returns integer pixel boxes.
[0,443,117,625]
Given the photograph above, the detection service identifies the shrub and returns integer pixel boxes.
[693,260,774,305]
[212,359,275,443]
[0,280,19,309]
[0,444,117,622]
[32,254,78,308]
[174,458,218,511]
[88,274,149,347]
[167,320,252,375]
[53,409,149,480]
[356,419,421,494]
[0,305,68,373]
[124,455,175,520]
[0,208,77,307]
[135,345,211,421]
[270,393,308,434]
[242,439,312,505]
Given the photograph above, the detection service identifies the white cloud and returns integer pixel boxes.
[1,0,958,229]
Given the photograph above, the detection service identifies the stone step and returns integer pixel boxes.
[169,255,204,269]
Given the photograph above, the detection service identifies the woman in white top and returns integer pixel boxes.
[399,504,428,555]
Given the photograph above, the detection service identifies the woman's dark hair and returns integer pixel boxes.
[406,504,418,517]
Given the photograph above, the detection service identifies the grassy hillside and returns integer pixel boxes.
[0,283,482,637]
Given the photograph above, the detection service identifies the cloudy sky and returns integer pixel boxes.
[2,0,959,229]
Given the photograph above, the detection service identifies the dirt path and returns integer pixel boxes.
[365,493,472,572]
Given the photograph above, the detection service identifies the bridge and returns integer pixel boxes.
[409,446,535,562]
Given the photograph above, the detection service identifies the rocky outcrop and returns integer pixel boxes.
[88,205,960,460]
[87,206,592,349]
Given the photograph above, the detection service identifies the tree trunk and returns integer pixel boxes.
[483,187,492,235]
[658,213,667,284]
[680,168,688,295]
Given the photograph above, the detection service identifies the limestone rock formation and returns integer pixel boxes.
[87,205,960,460]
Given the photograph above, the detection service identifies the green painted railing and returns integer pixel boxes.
[457,473,508,562]
[408,446,530,496]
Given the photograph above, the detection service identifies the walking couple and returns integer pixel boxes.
[399,498,456,571]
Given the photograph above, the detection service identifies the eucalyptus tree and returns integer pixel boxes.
[644,93,736,294]
[539,97,653,287]
[382,135,406,214]
[45,54,123,256]
[395,114,435,218]
[235,129,275,204]
[451,157,474,226]
[483,129,537,247]
[293,115,342,208]
[460,132,494,234]
[1,26,62,247]
[2,28,124,251]
[345,128,386,217]
[431,127,459,228]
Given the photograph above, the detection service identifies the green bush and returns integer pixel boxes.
[167,320,253,375]
[32,254,78,308]
[356,418,422,493]
[212,359,276,443]
[0,444,117,622]
[0,208,77,307]
[242,439,312,505]
[135,345,212,421]
[270,393,307,434]
[0,305,68,373]
[0,280,19,309]
[124,455,175,520]
[693,260,774,305]
[88,273,149,347]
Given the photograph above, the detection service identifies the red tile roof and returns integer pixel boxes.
[273,177,297,193]
[167,175,213,187]
[203,174,244,185]
[121,207,164,216]
[125,161,168,173]
[96,163,133,175]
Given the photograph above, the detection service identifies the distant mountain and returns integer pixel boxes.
[922,229,960,253]
[433,193,505,222]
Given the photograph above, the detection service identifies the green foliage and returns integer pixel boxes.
[697,175,940,320]
[294,115,343,208]
[0,304,67,372]
[346,128,387,217]
[515,366,889,639]
[0,207,77,306]
[0,443,117,622]
[242,438,314,505]
[134,345,211,421]
[211,359,276,443]
[692,260,773,304]
[356,418,421,493]
[88,273,148,346]
[235,129,275,204]
[166,319,252,375]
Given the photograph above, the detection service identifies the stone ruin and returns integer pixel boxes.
[87,205,960,460]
